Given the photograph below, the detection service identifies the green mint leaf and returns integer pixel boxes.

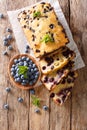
[41,34,54,43]
[31,95,40,107]
[33,11,41,18]
[18,65,28,78]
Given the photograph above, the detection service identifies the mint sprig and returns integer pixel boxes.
[41,34,54,43]
[33,11,41,18]
[31,95,40,107]
[18,65,28,78]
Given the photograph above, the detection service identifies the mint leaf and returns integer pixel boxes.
[41,34,54,43]
[18,65,28,78]
[33,11,41,18]
[31,95,40,107]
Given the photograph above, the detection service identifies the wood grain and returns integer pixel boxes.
[0,0,87,130]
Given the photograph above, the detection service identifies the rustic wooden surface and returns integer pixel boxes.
[0,0,87,130]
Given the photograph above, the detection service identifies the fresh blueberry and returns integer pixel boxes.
[7,35,12,40]
[15,73,19,78]
[0,13,4,18]
[16,77,21,82]
[3,40,8,46]
[26,45,30,49]
[3,36,8,41]
[33,79,37,84]
[30,89,35,94]
[24,61,28,66]
[16,68,19,72]
[15,66,18,70]
[5,87,11,92]
[14,59,18,64]
[12,64,15,68]
[6,28,12,32]
[21,56,26,61]
[26,57,30,62]
[18,58,22,62]
[25,49,28,53]
[34,108,40,113]
[35,74,38,80]
[21,75,24,79]
[32,64,36,68]
[2,51,8,55]
[19,62,24,66]
[8,45,13,50]
[18,97,23,103]
[3,104,9,109]
[11,71,15,76]
[11,68,15,72]
[43,105,48,111]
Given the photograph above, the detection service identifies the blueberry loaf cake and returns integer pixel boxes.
[41,61,74,90]
[18,2,68,58]
[50,71,78,105]
[39,47,75,74]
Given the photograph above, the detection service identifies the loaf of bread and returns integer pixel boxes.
[50,71,78,105]
[18,2,68,58]
[41,61,74,90]
[39,47,75,74]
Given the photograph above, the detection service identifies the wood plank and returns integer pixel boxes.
[70,0,87,129]
[0,0,30,130]
[49,1,71,130]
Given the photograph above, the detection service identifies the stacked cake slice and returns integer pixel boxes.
[40,47,78,105]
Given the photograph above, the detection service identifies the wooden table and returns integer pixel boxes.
[0,0,87,130]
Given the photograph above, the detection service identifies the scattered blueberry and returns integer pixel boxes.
[6,28,12,32]
[25,49,28,53]
[3,36,8,41]
[0,13,4,18]
[5,87,11,92]
[26,45,30,49]
[7,35,12,40]
[8,45,13,50]
[3,104,9,109]
[18,97,23,103]
[43,105,48,111]
[2,51,8,55]
[34,108,40,113]
[30,89,35,95]
[3,40,8,46]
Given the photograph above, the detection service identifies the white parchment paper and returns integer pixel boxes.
[7,0,85,70]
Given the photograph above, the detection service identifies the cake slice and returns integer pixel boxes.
[41,61,74,90]
[39,47,75,74]
[50,71,78,105]
[18,2,69,58]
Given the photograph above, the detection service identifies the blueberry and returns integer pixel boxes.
[25,49,28,53]
[11,71,15,76]
[26,45,30,49]
[8,45,13,50]
[11,68,15,72]
[12,64,15,68]
[2,51,8,55]
[3,40,8,46]
[32,64,36,68]
[15,73,19,78]
[15,66,18,70]
[5,87,11,92]
[22,79,27,83]
[21,82,27,86]
[21,56,26,61]
[21,75,24,79]
[18,97,23,103]
[34,108,40,113]
[27,71,32,76]
[0,13,4,18]
[7,35,12,40]
[19,62,24,66]
[3,104,9,109]
[14,59,18,64]
[24,61,28,66]
[34,67,38,72]
[6,28,12,32]
[26,57,30,62]
[30,89,35,94]
[30,75,34,80]
[33,79,37,84]
[35,74,38,80]
[16,68,19,72]
[16,77,21,82]
[43,105,48,111]
[18,58,22,62]
[3,36,8,41]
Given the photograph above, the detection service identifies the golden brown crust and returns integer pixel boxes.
[8,54,41,90]
[18,2,69,58]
